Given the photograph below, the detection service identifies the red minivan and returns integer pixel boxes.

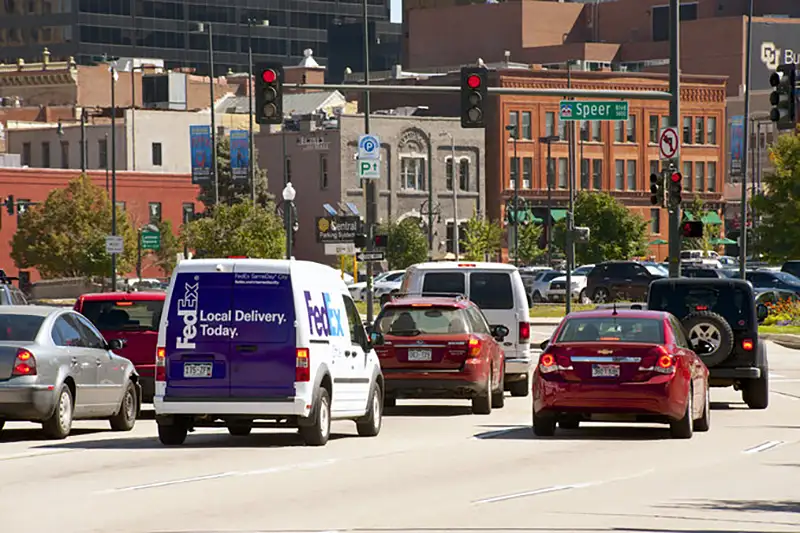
[75,291,166,403]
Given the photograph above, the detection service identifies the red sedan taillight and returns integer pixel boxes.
[639,346,675,374]
[12,348,36,376]
[155,346,166,382]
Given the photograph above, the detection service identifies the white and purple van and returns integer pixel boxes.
[153,258,384,446]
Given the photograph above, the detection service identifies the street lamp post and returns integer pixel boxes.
[282,182,296,259]
[79,108,87,172]
[540,135,559,267]
[441,132,459,258]
[195,22,219,206]
[246,18,269,205]
[110,62,118,293]
[506,124,519,266]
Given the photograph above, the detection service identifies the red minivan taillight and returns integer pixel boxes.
[12,348,36,376]
[296,348,310,382]
[155,346,166,382]
[519,322,530,342]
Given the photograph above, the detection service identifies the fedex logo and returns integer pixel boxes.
[304,291,344,337]
[176,280,199,349]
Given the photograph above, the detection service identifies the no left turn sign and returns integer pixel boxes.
[659,127,679,160]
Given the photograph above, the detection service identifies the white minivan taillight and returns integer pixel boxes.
[519,321,531,342]
[155,346,166,382]
[296,348,310,382]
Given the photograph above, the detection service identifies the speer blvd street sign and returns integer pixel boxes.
[559,100,629,121]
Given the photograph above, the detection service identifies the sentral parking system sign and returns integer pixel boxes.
[315,216,362,243]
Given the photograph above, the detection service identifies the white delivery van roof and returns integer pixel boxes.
[408,261,518,272]
[173,259,348,289]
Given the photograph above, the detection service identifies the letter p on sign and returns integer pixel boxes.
[358,160,380,180]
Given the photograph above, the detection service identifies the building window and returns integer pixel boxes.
[683,116,692,144]
[615,159,624,190]
[546,157,555,188]
[459,159,469,191]
[446,158,454,191]
[650,208,660,234]
[652,3,698,41]
[694,117,705,144]
[508,111,518,139]
[41,142,51,168]
[320,156,328,189]
[592,159,603,190]
[707,161,716,192]
[521,112,531,140]
[695,162,705,192]
[627,160,637,190]
[151,142,162,166]
[148,202,162,223]
[649,115,659,144]
[626,115,636,143]
[98,138,107,168]
[522,157,532,189]
[580,158,590,189]
[401,157,426,190]
[591,121,601,141]
[558,158,567,189]
[650,160,660,177]
[557,117,566,140]
[579,121,589,142]
[182,202,195,223]
[22,142,31,166]
[286,157,292,182]
[60,140,69,169]
[614,121,624,143]
[707,117,717,145]
[545,112,555,137]
[682,160,693,191]
[509,156,519,189]
[446,222,468,254]
[660,116,669,133]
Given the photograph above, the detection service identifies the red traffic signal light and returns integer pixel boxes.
[467,74,481,89]
[670,172,681,183]
[261,69,277,83]
[681,220,703,238]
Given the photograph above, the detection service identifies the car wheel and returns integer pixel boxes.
[559,416,580,430]
[509,375,529,397]
[471,372,493,415]
[682,311,734,367]
[578,289,589,304]
[300,388,331,446]
[42,385,73,440]
[669,389,694,439]
[356,382,383,437]
[158,422,188,445]
[533,412,556,437]
[592,287,610,304]
[532,291,543,303]
[226,421,253,436]
[743,369,769,410]
[109,380,137,432]
[694,386,711,432]
[491,366,505,409]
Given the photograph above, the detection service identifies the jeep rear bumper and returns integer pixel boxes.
[709,367,762,383]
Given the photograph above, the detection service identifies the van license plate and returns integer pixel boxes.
[592,364,619,378]
[184,363,213,378]
[408,349,432,361]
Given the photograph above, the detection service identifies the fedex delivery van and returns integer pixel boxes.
[153,258,384,446]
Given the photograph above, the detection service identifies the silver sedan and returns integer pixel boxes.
[0,306,141,439]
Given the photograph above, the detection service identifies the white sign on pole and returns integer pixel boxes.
[324,242,356,256]
[105,235,124,254]
[357,134,381,160]
[358,160,380,179]
[658,127,679,160]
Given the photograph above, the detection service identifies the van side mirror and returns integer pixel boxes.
[756,303,769,323]
[540,339,549,351]
[370,332,385,346]
[107,338,126,351]
[491,324,510,341]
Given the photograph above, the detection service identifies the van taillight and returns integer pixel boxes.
[155,346,166,382]
[467,337,482,358]
[11,349,36,376]
[519,322,530,342]
[296,348,310,382]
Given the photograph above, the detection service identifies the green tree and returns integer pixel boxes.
[197,135,271,209]
[183,202,284,258]
[681,195,721,251]
[554,191,648,264]
[751,129,800,261]
[515,223,545,265]
[383,218,429,270]
[10,174,136,278]
[149,219,181,276]
[461,212,503,261]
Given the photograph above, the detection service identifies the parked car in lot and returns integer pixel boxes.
[528,270,564,302]
[586,261,667,303]
[745,270,800,295]
[0,270,28,305]
[371,295,508,414]
[74,291,165,403]
[545,264,595,303]
[0,306,140,439]
[533,309,710,438]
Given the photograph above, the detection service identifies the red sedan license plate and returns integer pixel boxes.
[592,364,620,378]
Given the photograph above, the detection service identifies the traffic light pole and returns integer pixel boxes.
[362,0,377,326]
[667,0,681,279]
[739,0,754,279]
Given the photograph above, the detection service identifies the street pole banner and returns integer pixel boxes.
[230,130,249,180]
[729,115,744,177]
[190,125,212,184]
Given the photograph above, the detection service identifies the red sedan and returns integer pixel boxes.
[532,309,710,438]
[370,295,508,414]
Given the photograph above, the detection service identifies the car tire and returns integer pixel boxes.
[109,380,137,432]
[694,386,711,432]
[578,289,588,304]
[669,389,694,439]
[383,395,396,408]
[533,412,556,437]
[743,371,769,410]
[559,416,580,430]
[471,373,493,415]
[509,375,529,397]
[491,366,505,409]
[226,421,253,436]
[592,287,610,304]
[356,383,383,437]
[300,388,331,446]
[42,385,73,440]
[682,311,734,367]
[158,422,188,446]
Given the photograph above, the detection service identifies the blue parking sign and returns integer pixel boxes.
[357,134,380,160]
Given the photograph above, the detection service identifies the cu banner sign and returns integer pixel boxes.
[752,22,800,91]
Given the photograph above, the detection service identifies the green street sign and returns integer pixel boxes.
[141,230,161,251]
[559,100,629,121]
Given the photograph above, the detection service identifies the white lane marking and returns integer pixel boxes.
[0,449,77,462]
[98,458,340,494]
[472,426,527,439]
[771,378,800,383]
[770,373,786,378]
[743,440,784,454]
[774,390,800,401]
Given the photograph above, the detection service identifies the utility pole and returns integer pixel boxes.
[506,125,519,266]
[80,109,87,173]
[206,23,219,206]
[738,0,754,279]
[110,62,118,293]
[667,0,682,278]
[540,135,557,268]
[565,62,576,314]
[363,0,376,325]
[247,18,256,204]
[444,132,459,258]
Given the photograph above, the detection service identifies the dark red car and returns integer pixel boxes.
[533,309,710,438]
[74,291,165,403]
[371,295,508,414]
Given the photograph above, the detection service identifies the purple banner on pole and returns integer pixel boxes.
[190,125,212,183]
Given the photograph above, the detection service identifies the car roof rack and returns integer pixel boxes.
[389,292,467,302]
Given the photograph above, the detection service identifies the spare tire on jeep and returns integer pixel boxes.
[681,311,734,367]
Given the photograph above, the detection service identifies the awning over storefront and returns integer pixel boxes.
[550,209,567,221]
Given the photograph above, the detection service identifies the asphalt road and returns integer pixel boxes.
[1,332,799,533]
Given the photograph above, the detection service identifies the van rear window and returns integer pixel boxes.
[469,272,513,310]
[81,300,163,332]
[422,272,465,297]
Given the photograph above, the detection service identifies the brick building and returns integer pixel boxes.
[351,66,727,260]
[0,167,200,282]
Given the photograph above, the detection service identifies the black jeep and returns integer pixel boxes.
[647,278,768,409]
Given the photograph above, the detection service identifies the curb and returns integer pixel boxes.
[760,332,800,350]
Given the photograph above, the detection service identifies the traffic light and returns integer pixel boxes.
[681,220,703,238]
[769,63,796,131]
[649,172,664,207]
[354,233,367,248]
[255,63,284,125]
[460,67,488,128]
[668,172,682,209]
[373,234,388,248]
[3,195,14,215]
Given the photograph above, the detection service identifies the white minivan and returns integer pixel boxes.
[399,262,532,397]
[153,258,384,446]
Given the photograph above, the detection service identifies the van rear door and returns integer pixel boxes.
[164,268,233,399]
[467,272,520,351]
[230,264,296,398]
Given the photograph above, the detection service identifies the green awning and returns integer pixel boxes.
[550,209,567,221]
[710,237,737,245]
[702,212,723,224]
[649,239,668,245]
[683,212,696,221]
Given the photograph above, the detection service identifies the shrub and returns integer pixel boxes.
[762,297,800,327]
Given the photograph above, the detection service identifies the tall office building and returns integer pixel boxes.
[0,0,391,75]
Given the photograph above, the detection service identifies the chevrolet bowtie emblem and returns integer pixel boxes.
[598,349,613,355]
